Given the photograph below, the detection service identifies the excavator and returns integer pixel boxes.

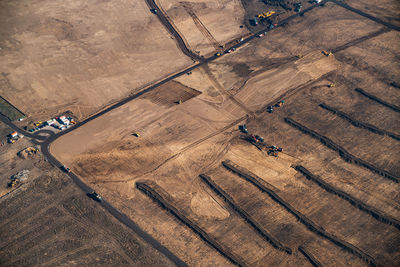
[258,11,275,19]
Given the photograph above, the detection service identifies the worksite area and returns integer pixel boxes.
[1,0,400,266]
[0,121,175,266]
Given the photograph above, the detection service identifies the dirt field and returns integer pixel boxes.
[0,122,174,266]
[346,0,400,27]
[157,0,249,56]
[0,0,192,122]
[50,0,400,265]
[4,0,400,266]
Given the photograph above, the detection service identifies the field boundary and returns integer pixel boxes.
[295,165,400,230]
[298,246,323,267]
[355,88,400,113]
[136,181,246,267]
[199,174,292,254]
[319,103,400,141]
[284,117,399,183]
[222,160,378,267]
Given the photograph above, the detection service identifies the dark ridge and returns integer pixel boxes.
[199,174,292,254]
[355,88,400,113]
[222,160,378,267]
[298,246,323,267]
[330,0,400,31]
[284,117,399,183]
[295,165,400,230]
[136,181,246,267]
[319,103,400,141]
[389,82,400,89]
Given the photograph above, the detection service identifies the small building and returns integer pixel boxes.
[10,132,18,138]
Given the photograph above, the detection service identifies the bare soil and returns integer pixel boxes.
[6,0,400,266]
[0,0,192,122]
[0,122,174,266]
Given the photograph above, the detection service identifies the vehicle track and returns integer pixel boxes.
[319,103,400,141]
[145,0,203,61]
[136,181,246,267]
[199,174,292,255]
[329,0,400,32]
[298,246,323,267]
[202,64,254,115]
[284,117,399,183]
[355,88,400,113]
[295,165,400,230]
[181,2,222,51]
[222,160,377,267]
[331,28,390,54]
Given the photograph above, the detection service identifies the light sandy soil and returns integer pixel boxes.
[346,0,400,26]
[0,123,174,266]
[0,0,192,121]
[157,0,249,56]
[6,0,400,266]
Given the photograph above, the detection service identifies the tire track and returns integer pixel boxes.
[136,181,246,267]
[329,0,400,31]
[319,103,400,141]
[331,28,389,54]
[199,174,293,255]
[222,160,377,267]
[295,165,400,230]
[181,2,222,50]
[202,64,254,115]
[355,88,400,113]
[284,117,399,183]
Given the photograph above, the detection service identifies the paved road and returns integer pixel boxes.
[145,0,204,62]
[2,0,390,265]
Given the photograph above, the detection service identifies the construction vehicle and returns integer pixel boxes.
[88,191,102,202]
[294,3,302,13]
[267,145,283,157]
[61,165,71,173]
[132,132,140,137]
[249,17,258,26]
[34,121,43,127]
[215,52,223,57]
[322,50,333,57]
[275,100,285,107]
[328,83,336,88]
[8,178,20,188]
[257,11,275,19]
[238,125,248,134]
[255,135,264,143]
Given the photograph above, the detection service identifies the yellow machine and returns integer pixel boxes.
[328,83,336,88]
[258,11,275,18]
[8,178,20,188]
[322,50,333,57]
